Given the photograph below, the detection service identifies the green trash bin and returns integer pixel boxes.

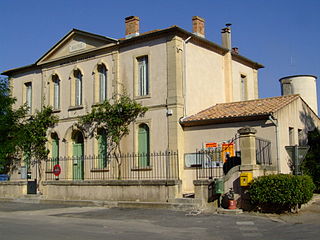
[214,178,224,194]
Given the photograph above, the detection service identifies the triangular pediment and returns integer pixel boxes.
[37,29,117,64]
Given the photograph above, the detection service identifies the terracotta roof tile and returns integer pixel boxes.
[182,95,300,124]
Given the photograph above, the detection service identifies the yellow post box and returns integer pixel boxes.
[240,172,253,187]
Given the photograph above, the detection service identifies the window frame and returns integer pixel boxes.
[240,74,248,101]
[136,55,149,98]
[25,82,32,114]
[98,64,107,103]
[289,127,295,146]
[74,70,83,106]
[52,75,60,110]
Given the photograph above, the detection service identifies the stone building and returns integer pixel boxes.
[2,16,319,198]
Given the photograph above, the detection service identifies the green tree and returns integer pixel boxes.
[19,106,58,189]
[0,78,28,173]
[78,94,148,179]
[302,128,320,192]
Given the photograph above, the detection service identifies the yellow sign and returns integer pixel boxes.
[240,172,253,187]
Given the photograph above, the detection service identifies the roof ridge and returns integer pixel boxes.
[215,94,300,106]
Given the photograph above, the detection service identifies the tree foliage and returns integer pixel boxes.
[0,77,58,177]
[0,78,28,173]
[20,106,59,163]
[302,128,320,192]
[78,94,148,178]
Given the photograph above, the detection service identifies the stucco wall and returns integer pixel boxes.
[274,98,320,173]
[185,42,225,116]
[11,70,42,114]
[119,38,168,106]
[231,60,258,101]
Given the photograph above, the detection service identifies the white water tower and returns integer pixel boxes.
[279,75,318,114]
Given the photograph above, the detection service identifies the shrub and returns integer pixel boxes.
[248,174,315,213]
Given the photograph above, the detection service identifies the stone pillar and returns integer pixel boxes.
[193,179,216,207]
[166,36,185,192]
[238,127,257,166]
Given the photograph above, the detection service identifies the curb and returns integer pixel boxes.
[299,194,320,211]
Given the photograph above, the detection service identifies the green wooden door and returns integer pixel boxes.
[73,143,84,180]
[98,133,107,168]
[138,124,150,167]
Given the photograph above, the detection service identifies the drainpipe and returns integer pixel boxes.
[183,36,192,117]
[269,115,280,173]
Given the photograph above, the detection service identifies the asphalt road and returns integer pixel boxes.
[0,201,319,240]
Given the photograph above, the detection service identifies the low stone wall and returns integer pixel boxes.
[0,181,27,198]
[42,180,182,202]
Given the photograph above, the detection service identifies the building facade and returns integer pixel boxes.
[5,16,316,196]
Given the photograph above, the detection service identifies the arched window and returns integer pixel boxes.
[74,70,82,106]
[97,129,108,168]
[138,124,150,167]
[98,64,107,102]
[52,75,60,109]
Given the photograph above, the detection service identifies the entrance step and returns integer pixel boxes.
[168,198,202,204]
[13,194,44,204]
[117,201,199,211]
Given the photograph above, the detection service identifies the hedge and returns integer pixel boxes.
[248,174,315,212]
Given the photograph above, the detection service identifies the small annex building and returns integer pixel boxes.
[180,94,320,192]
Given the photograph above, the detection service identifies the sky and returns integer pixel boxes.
[0,0,319,111]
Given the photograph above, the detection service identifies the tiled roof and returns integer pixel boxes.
[181,95,300,125]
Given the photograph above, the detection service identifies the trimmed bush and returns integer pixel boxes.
[248,174,315,213]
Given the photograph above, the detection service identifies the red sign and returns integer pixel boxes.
[53,164,61,176]
[206,142,217,148]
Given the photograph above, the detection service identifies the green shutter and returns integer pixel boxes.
[98,132,107,168]
[138,125,150,167]
[52,138,59,165]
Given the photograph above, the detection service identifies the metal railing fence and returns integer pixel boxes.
[45,151,179,181]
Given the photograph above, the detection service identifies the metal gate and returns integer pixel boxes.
[27,180,37,194]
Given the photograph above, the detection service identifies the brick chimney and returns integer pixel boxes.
[221,23,232,50]
[125,16,140,39]
[192,16,205,37]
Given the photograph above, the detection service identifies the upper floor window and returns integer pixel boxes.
[240,74,247,101]
[98,64,107,102]
[25,82,32,114]
[74,70,82,106]
[52,75,60,109]
[289,127,294,146]
[137,56,149,96]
